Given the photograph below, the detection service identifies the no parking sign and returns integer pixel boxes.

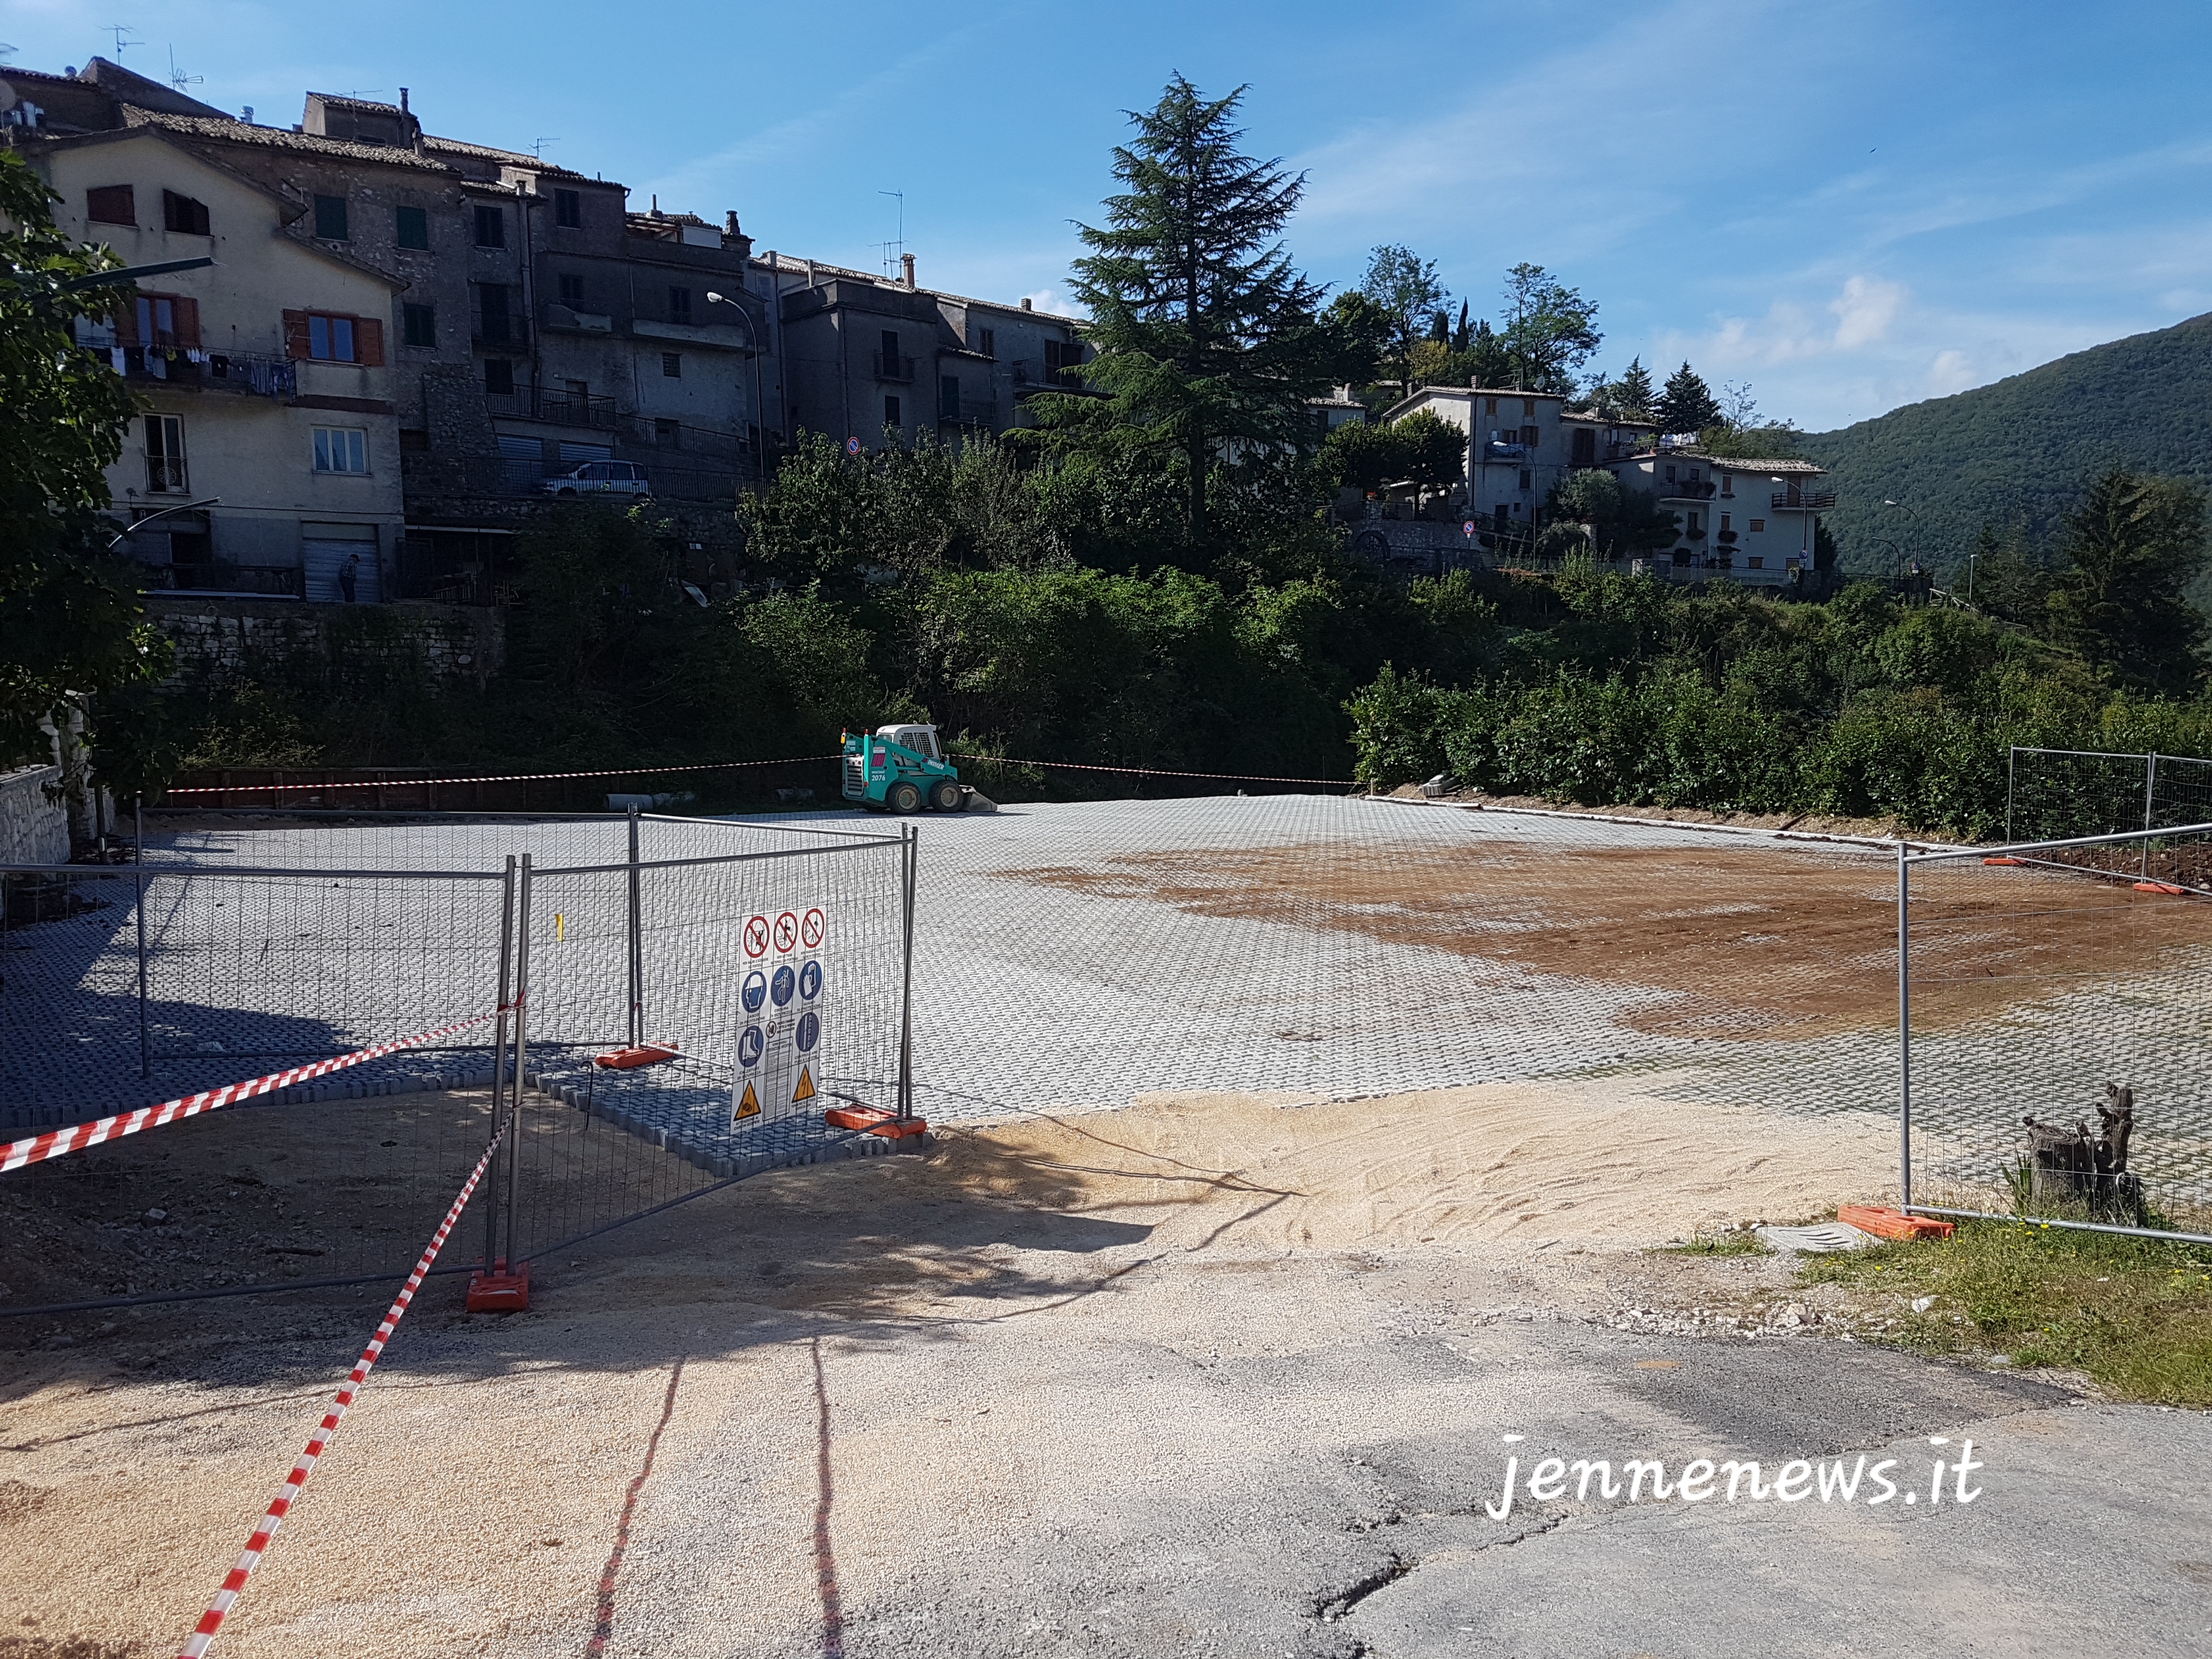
[733,905,827,1126]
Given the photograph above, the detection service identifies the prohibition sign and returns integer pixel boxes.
[771,964,796,1007]
[846,435,862,456]
[800,908,826,949]
[740,969,768,1013]
[737,1025,765,1067]
[798,959,822,1001]
[773,911,800,953]
[796,1010,820,1053]
[743,915,770,958]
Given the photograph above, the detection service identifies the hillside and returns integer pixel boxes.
[1803,311,2212,578]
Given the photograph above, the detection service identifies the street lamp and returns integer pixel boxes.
[108,497,220,550]
[1880,498,1926,586]
[704,290,767,484]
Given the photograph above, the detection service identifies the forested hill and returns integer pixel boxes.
[1803,310,2212,575]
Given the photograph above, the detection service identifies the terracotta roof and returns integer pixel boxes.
[121,106,455,171]
[1619,450,1826,475]
[421,134,587,179]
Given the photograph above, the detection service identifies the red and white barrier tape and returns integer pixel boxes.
[177,1127,503,1659]
[163,756,839,796]
[975,755,1360,787]
[1,1009,500,1174]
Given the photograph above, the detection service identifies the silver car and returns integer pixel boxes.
[541,460,651,498]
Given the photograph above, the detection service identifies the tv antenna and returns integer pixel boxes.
[167,47,201,94]
[876,189,905,279]
[105,24,143,59]
[531,137,559,157]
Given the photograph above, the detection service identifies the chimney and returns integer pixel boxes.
[399,87,409,112]
[1020,296,1032,311]
[725,210,742,236]
[901,253,916,290]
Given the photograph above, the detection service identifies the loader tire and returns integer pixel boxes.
[928,780,964,813]
[888,780,923,815]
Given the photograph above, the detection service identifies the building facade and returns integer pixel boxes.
[1378,386,1657,532]
[1603,449,1834,586]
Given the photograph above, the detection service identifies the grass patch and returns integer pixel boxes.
[1665,1225,1773,1257]
[1799,1219,2212,1406]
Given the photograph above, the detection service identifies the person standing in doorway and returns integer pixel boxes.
[339,552,359,604]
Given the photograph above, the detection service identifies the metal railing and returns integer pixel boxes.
[483,387,620,429]
[1770,490,1836,511]
[138,561,303,598]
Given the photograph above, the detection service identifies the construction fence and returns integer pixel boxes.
[1,809,918,1315]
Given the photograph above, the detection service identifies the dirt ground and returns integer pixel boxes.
[1018,836,2212,1039]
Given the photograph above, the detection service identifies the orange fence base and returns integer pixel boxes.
[467,1259,532,1311]
[594,1045,680,1070]
[825,1105,930,1140]
[1838,1204,1955,1241]
[2134,880,2189,896]
[1982,856,2026,866]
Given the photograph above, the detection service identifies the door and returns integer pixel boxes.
[301,522,382,603]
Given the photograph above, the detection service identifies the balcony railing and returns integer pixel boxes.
[482,387,620,429]
[873,350,916,382]
[139,561,303,598]
[1662,480,1717,500]
[937,395,998,426]
[1770,490,1836,512]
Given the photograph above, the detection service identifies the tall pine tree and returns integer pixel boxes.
[2045,467,2209,691]
[1654,361,1721,434]
[1061,77,1339,542]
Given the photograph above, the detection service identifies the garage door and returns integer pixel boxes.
[301,522,382,604]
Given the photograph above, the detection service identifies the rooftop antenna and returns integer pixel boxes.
[876,188,904,280]
[105,24,143,59]
[531,137,558,157]
[166,46,201,94]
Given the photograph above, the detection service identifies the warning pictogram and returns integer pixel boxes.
[740,970,767,1014]
[735,1079,761,1119]
[798,959,822,1001]
[737,1025,764,1067]
[770,965,796,1007]
[800,908,826,949]
[793,1066,816,1103]
[743,915,770,958]
[796,1011,820,1053]
[773,911,800,953]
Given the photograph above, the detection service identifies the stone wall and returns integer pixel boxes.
[146,597,506,687]
[0,763,69,865]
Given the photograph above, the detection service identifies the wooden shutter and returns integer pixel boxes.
[354,316,385,367]
[113,296,141,346]
[171,296,201,350]
[283,310,312,360]
[86,184,135,226]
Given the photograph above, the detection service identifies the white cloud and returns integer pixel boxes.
[1926,349,1978,396]
[1830,276,1906,350]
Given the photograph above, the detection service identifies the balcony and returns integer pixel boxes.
[472,313,531,353]
[873,350,916,382]
[1662,480,1717,500]
[1770,489,1836,512]
[483,387,620,430]
[937,394,998,426]
[1485,441,1528,459]
[139,561,303,598]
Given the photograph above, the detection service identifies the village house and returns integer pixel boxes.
[1603,449,1835,586]
[1375,386,1656,530]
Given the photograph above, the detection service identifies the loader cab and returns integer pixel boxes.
[876,724,942,760]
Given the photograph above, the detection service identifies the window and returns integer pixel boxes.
[87,185,136,226]
[880,329,901,374]
[939,375,960,419]
[402,303,436,348]
[121,292,200,349]
[654,418,681,447]
[1524,399,1539,416]
[661,352,682,378]
[162,190,210,235]
[313,427,369,474]
[1720,514,1731,531]
[474,283,513,343]
[483,359,515,396]
[668,286,691,323]
[1719,471,1734,497]
[1484,396,1499,416]
[310,315,355,361]
[473,205,505,248]
[553,188,582,229]
[1663,465,1677,483]
[1747,556,1765,569]
[884,395,901,427]
[396,205,429,250]
[558,273,584,303]
[1520,425,1539,447]
[313,194,349,240]
[977,327,995,358]
[144,415,187,494]
[1750,518,1766,533]
[1518,468,1532,492]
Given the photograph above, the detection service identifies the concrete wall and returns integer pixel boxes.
[0,764,70,866]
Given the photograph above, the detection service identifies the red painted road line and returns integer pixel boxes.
[585,1356,688,1657]
[811,1336,845,1659]
[176,1127,503,1659]
[164,757,842,796]
[2,1008,502,1174]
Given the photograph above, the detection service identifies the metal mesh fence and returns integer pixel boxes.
[2006,746,2212,845]
[2,808,914,1316]
[1903,828,2212,1239]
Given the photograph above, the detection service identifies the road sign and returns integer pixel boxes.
[773,911,799,953]
[846,436,861,455]
[770,964,796,1007]
[800,908,826,949]
[798,959,822,1001]
[737,1025,764,1067]
[740,970,767,1013]
[743,915,770,958]
[1463,520,1477,536]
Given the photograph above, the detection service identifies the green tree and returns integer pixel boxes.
[1654,361,1722,434]
[1394,409,1466,491]
[1601,357,1657,422]
[0,149,171,795]
[1501,263,1601,394]
[1058,76,1341,544]
[1359,244,1449,396]
[2044,467,2209,691]
[1315,420,1405,492]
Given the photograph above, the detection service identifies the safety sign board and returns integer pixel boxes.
[733,905,826,1128]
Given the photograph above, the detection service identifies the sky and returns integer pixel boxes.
[5,0,2210,429]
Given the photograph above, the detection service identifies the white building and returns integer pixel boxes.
[1376,386,1655,531]
[1604,449,1834,586]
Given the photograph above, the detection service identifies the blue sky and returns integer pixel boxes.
[6,0,2209,429]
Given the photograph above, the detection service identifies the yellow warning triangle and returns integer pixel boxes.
[792,1066,816,1104]
[735,1079,761,1118]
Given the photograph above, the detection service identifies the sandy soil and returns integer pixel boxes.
[1017,836,2212,1039]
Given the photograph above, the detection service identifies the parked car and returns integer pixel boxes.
[541,461,651,498]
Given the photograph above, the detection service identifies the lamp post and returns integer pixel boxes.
[704,290,767,488]
[1880,498,1927,588]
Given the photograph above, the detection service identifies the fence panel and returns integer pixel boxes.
[1902,827,2212,1240]
[2007,745,2212,844]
